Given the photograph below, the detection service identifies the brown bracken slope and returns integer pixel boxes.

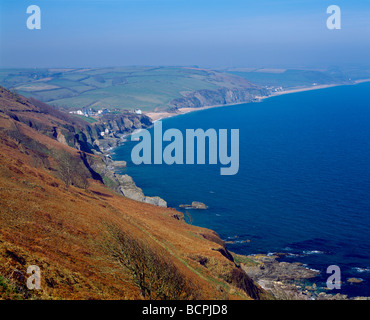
[0,86,267,300]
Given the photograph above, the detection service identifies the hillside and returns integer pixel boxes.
[0,87,269,300]
[225,68,354,89]
[0,86,152,155]
[0,67,268,112]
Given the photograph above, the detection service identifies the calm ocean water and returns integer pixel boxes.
[113,82,370,297]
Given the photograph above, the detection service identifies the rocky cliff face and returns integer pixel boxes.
[78,113,152,154]
[169,86,269,110]
[0,87,152,155]
[0,86,167,206]
[117,174,167,207]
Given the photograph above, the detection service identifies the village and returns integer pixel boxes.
[69,107,142,118]
[69,107,144,138]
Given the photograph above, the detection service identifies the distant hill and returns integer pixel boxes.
[224,67,356,89]
[0,67,267,112]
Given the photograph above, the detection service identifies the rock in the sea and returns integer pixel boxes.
[347,278,363,284]
[191,201,207,209]
[179,201,207,209]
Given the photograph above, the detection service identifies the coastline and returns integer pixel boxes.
[144,79,370,122]
[112,79,370,300]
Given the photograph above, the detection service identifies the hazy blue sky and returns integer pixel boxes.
[1,0,370,68]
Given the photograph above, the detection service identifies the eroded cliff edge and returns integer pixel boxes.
[169,86,269,110]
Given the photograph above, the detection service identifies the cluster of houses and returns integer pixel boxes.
[266,86,284,93]
[69,107,142,117]
[69,107,110,117]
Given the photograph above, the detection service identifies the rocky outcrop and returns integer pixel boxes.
[180,201,207,209]
[242,254,319,282]
[110,160,127,168]
[239,253,368,300]
[241,254,320,300]
[73,113,152,154]
[143,196,167,207]
[117,174,167,207]
[55,128,68,146]
[169,87,269,110]
[90,113,152,153]
[89,155,167,207]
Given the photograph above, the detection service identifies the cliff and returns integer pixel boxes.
[89,154,168,207]
[0,86,169,207]
[169,86,269,110]
[90,113,152,153]
[0,86,152,155]
[0,86,268,300]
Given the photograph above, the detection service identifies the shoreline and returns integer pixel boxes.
[144,79,370,122]
[113,79,370,300]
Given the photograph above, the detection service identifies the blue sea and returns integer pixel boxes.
[113,82,370,298]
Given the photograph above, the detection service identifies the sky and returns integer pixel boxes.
[0,0,370,68]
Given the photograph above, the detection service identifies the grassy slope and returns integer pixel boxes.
[0,67,256,112]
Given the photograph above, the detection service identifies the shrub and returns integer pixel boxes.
[102,225,201,300]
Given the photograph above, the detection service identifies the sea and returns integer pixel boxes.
[112,82,370,298]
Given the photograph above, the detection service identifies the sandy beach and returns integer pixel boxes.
[144,104,243,122]
[144,79,370,123]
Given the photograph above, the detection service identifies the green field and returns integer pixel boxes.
[72,114,98,123]
[1,66,362,112]
[0,67,247,112]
